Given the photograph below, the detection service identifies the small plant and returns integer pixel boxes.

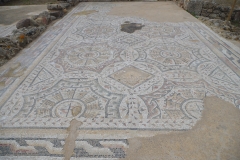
[18,34,25,43]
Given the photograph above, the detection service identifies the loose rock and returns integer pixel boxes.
[49,10,64,18]
[35,17,49,25]
[50,16,57,21]
[16,19,38,29]
[198,16,240,41]
[47,3,64,10]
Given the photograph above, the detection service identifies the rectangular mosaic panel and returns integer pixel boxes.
[0,2,240,132]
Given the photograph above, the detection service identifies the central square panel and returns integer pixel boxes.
[110,65,153,88]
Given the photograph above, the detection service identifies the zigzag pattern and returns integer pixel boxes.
[0,138,128,158]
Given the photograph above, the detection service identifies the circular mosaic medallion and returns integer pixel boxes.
[52,100,85,118]
[147,44,193,66]
[64,43,116,67]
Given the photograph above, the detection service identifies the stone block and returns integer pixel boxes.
[220,13,226,18]
[184,0,203,16]
[16,19,38,29]
[49,10,64,18]
[203,1,214,9]
[207,9,213,13]
[201,12,209,17]
[216,5,230,12]
[209,14,217,19]
[59,3,70,9]
[16,19,31,29]
[47,3,64,10]
[213,10,220,14]
[35,17,49,26]
[67,0,79,6]
[234,11,240,21]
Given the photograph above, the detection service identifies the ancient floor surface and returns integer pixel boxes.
[0,2,240,160]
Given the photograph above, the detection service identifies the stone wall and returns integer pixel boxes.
[177,0,240,21]
[211,0,240,5]
[201,1,229,20]
[183,0,203,16]
[200,1,240,21]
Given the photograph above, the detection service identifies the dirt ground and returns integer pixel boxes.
[124,97,240,160]
[2,0,58,5]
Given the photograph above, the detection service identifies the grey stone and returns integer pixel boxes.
[214,23,220,27]
[203,1,214,9]
[223,25,230,30]
[209,14,217,19]
[198,16,209,21]
[213,10,220,14]
[50,16,57,21]
[16,18,38,29]
[25,27,38,37]
[35,17,49,25]
[201,9,207,13]
[208,2,214,8]
[0,47,10,59]
[234,11,240,21]
[217,5,230,12]
[207,9,213,13]
[16,19,31,29]
[201,12,209,17]
[220,13,226,18]
[49,10,64,18]
[39,11,51,20]
[184,0,203,16]
[38,11,51,23]
[59,3,70,9]
[31,15,39,20]
[47,4,64,10]
[232,35,238,40]
[67,0,79,6]
[178,0,184,8]
[26,26,46,38]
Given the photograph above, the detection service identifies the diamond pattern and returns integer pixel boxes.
[110,66,153,88]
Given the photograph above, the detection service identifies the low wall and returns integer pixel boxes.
[177,0,240,21]
[212,0,240,5]
[202,1,240,21]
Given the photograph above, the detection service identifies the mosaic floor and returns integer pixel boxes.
[0,2,240,159]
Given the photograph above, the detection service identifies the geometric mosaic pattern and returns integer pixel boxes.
[0,3,240,132]
[0,138,128,158]
[1,3,240,132]
[0,2,240,160]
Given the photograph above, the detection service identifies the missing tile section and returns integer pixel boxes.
[2,63,26,78]
[123,97,240,160]
[121,21,145,33]
[62,119,129,159]
[63,119,83,160]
